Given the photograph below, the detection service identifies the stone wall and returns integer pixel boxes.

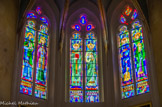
[0,0,19,100]
[148,0,162,106]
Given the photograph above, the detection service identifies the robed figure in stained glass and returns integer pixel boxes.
[133,40,147,81]
[70,42,82,87]
[70,33,83,102]
[23,32,35,81]
[85,43,97,86]
[36,36,48,85]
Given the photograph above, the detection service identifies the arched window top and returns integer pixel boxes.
[119,5,139,25]
[26,20,36,29]
[20,6,50,100]
[27,12,37,19]
[26,7,50,27]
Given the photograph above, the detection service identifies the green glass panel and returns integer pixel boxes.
[85,64,98,77]
[70,52,82,64]
[70,64,83,77]
[86,76,98,87]
[85,52,97,64]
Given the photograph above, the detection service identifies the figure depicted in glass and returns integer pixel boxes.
[69,15,99,102]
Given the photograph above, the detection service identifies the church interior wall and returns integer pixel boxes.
[0,0,162,107]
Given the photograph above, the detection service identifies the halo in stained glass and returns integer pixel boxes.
[118,31,130,47]
[131,27,143,42]
[70,39,82,52]
[27,20,36,29]
[85,40,97,51]
[132,20,141,29]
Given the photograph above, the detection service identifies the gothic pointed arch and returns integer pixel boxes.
[12,0,59,106]
[109,0,159,106]
[61,1,105,105]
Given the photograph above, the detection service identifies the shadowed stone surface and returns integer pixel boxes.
[0,0,18,100]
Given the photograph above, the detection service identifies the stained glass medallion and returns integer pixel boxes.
[124,6,132,16]
[120,15,127,24]
[131,9,138,20]
[36,7,42,15]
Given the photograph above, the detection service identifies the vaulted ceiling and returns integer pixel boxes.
[53,0,112,11]
[18,0,148,23]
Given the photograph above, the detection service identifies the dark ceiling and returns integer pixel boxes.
[18,0,148,24]
[54,0,112,11]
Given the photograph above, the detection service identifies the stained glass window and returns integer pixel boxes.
[20,7,49,100]
[118,26,135,99]
[85,32,99,102]
[35,24,49,99]
[118,6,149,99]
[70,32,83,102]
[69,15,99,102]
[131,21,149,95]
[20,20,36,96]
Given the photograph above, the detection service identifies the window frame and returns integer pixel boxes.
[64,8,104,106]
